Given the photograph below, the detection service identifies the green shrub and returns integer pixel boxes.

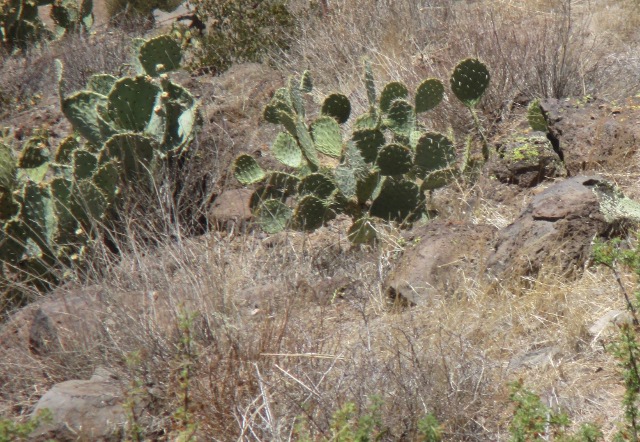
[182,0,296,74]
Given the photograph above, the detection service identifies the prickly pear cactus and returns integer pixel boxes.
[232,62,475,243]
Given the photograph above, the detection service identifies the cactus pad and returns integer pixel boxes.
[370,178,422,222]
[300,70,313,93]
[138,35,182,77]
[298,173,336,199]
[55,135,80,164]
[376,143,413,176]
[311,116,342,158]
[266,171,299,195]
[264,88,294,125]
[421,168,456,192]
[295,117,319,168]
[352,128,384,163]
[0,142,16,191]
[385,99,415,137]
[101,133,156,178]
[294,195,326,231]
[321,93,351,124]
[233,154,266,185]
[363,59,377,108]
[380,82,408,113]
[347,217,377,244]
[271,132,303,168]
[107,76,162,132]
[72,149,98,180]
[450,58,490,108]
[62,90,107,145]
[527,99,548,132]
[87,74,117,95]
[255,199,291,234]
[353,112,379,131]
[415,78,444,113]
[414,132,455,174]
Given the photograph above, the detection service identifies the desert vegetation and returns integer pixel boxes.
[3,0,640,440]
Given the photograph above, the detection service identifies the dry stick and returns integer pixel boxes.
[610,264,640,326]
[260,352,345,360]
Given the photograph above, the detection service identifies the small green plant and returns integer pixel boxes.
[508,380,602,441]
[593,234,640,441]
[0,0,93,52]
[180,0,296,74]
[232,59,490,244]
[0,408,52,442]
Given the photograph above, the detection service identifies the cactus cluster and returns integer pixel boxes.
[0,34,200,288]
[233,58,490,243]
[0,0,92,52]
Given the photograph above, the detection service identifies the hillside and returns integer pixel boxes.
[2,0,640,440]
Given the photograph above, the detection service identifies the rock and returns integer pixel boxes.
[30,367,126,442]
[540,97,640,175]
[489,132,566,187]
[385,222,497,306]
[588,309,633,338]
[208,188,254,231]
[486,176,609,279]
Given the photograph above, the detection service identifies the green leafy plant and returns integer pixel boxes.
[180,0,296,74]
[509,380,602,441]
[0,0,92,52]
[232,59,490,244]
[0,409,52,442]
[0,34,200,305]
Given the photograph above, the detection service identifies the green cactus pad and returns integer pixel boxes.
[0,217,28,264]
[50,177,76,239]
[233,154,266,185]
[0,142,16,191]
[370,178,422,222]
[353,112,379,131]
[101,133,156,178]
[450,58,490,108]
[363,59,377,108]
[107,76,162,132]
[356,170,380,205]
[92,161,119,201]
[415,78,444,113]
[311,116,342,158]
[255,199,292,234]
[421,168,457,192]
[70,179,108,225]
[347,217,377,244]
[276,110,297,137]
[87,74,117,95]
[72,149,97,180]
[19,135,50,169]
[380,82,409,113]
[55,135,80,164]
[160,81,198,152]
[0,190,18,221]
[300,70,313,93]
[266,171,299,195]
[295,117,319,168]
[293,195,326,231]
[321,93,351,124]
[376,143,413,176]
[138,34,182,77]
[271,132,303,168]
[352,128,384,163]
[414,132,455,175]
[62,90,107,145]
[263,88,294,124]
[288,77,305,117]
[21,180,56,255]
[384,99,415,137]
[334,142,368,199]
[250,185,287,211]
[527,99,548,132]
[298,173,336,199]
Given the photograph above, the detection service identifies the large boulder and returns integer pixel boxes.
[385,222,497,306]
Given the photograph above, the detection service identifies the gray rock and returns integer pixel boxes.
[208,188,254,231]
[31,368,126,441]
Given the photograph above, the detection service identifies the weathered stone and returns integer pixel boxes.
[487,176,609,279]
[30,368,126,442]
[385,222,497,306]
[540,97,640,175]
[208,188,254,231]
[489,132,566,187]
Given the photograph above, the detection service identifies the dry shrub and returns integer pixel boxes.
[280,0,640,139]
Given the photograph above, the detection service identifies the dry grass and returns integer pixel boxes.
[3,0,640,439]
